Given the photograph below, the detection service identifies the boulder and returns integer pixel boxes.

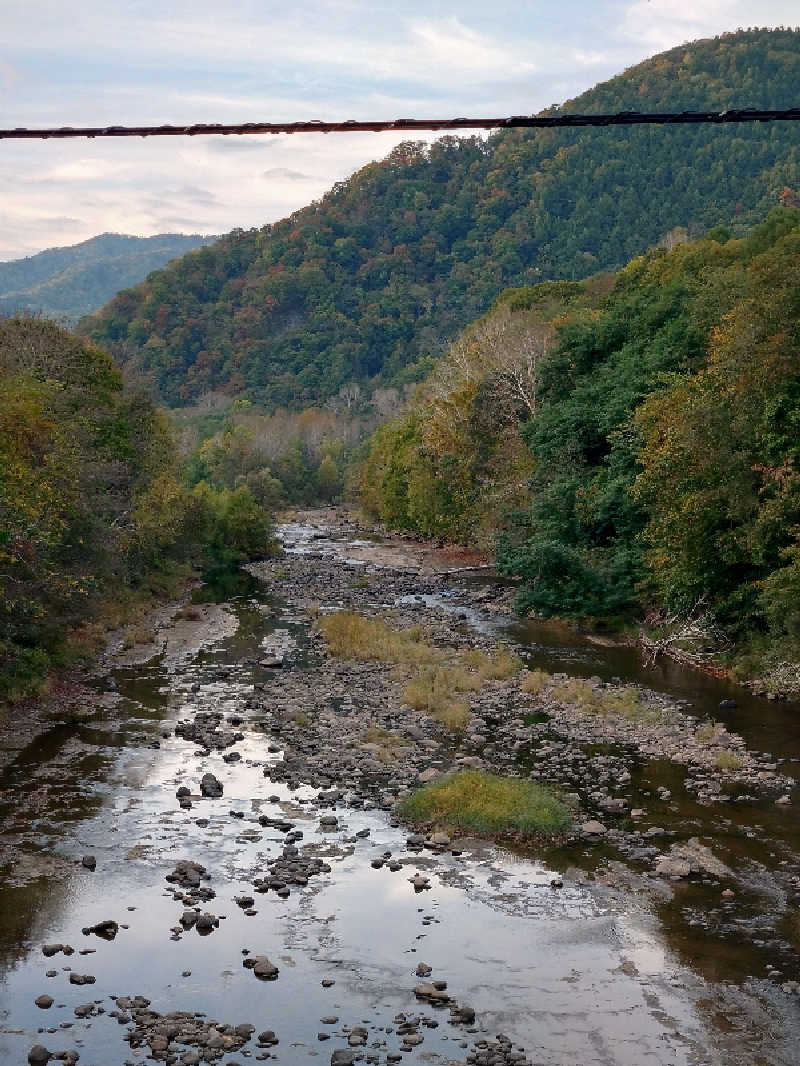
[579,820,607,838]
[200,773,223,798]
[654,855,691,879]
[83,919,118,940]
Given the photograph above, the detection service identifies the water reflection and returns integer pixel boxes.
[1,534,798,1066]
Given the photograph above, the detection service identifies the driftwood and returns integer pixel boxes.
[440,564,494,575]
[639,596,730,668]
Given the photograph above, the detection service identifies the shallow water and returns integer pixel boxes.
[0,521,798,1066]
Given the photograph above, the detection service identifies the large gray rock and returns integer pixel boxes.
[668,838,732,878]
[417,768,440,783]
[579,820,607,838]
[244,955,279,979]
[654,855,692,879]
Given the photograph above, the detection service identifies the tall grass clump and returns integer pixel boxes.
[520,668,552,694]
[462,648,523,680]
[695,721,726,744]
[319,611,441,665]
[403,667,472,731]
[556,678,646,718]
[320,612,523,732]
[715,750,745,771]
[400,770,571,838]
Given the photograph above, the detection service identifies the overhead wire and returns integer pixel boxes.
[2,109,800,140]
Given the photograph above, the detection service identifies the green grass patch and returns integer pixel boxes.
[400,769,572,838]
[715,750,745,771]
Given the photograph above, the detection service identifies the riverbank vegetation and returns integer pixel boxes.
[400,770,571,838]
[359,208,800,691]
[318,611,522,729]
[0,316,275,704]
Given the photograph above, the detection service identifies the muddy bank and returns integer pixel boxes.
[0,515,798,1066]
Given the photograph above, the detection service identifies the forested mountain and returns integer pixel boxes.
[0,232,214,322]
[359,208,800,687]
[82,28,800,409]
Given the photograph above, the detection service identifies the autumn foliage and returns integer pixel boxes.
[361,207,800,681]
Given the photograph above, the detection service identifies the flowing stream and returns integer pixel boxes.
[0,517,798,1066]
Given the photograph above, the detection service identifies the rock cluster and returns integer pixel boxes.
[465,1033,533,1065]
[175,711,243,752]
[251,842,332,899]
[28,1046,79,1065]
[82,919,118,939]
[165,860,216,905]
[120,998,263,1062]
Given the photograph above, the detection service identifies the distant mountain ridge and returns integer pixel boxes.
[82,28,800,408]
[0,232,215,322]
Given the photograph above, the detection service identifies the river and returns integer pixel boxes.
[0,513,798,1066]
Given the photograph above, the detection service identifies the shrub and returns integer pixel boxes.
[400,770,571,837]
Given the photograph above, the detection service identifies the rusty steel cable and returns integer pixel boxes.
[2,108,800,140]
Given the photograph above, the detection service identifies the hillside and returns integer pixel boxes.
[0,232,214,322]
[82,28,800,409]
[0,314,273,701]
[359,206,800,688]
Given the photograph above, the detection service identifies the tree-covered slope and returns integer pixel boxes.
[359,207,800,686]
[0,316,273,702]
[0,232,214,322]
[83,28,800,409]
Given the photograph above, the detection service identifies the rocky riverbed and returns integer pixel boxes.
[1,511,799,1066]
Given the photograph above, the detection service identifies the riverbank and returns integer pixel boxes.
[326,506,800,700]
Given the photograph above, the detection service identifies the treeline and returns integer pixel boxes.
[83,29,800,410]
[175,384,410,507]
[359,209,800,682]
[0,317,273,703]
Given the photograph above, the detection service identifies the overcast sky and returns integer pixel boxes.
[0,0,796,259]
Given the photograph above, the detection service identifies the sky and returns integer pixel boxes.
[0,0,797,260]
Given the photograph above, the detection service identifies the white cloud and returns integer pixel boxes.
[262,167,317,181]
[44,157,129,182]
[0,1,796,257]
[620,0,800,50]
